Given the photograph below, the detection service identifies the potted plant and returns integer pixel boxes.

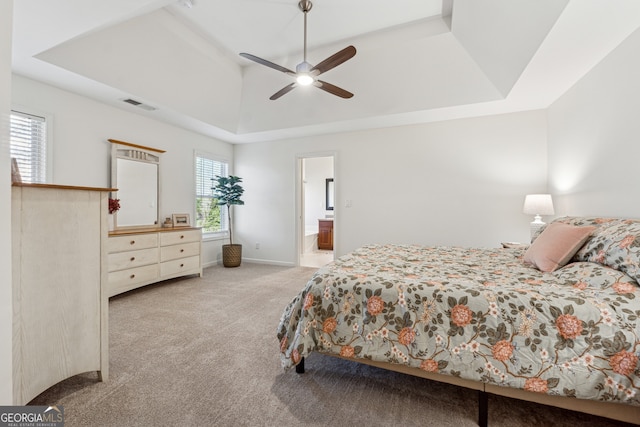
[212,175,245,267]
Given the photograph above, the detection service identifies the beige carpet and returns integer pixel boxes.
[30,263,636,427]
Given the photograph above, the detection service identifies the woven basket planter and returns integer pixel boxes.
[222,244,242,268]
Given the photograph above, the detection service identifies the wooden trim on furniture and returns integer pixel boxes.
[12,182,117,192]
[108,138,166,153]
[108,226,201,237]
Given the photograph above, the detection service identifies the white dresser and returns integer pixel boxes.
[107,227,202,297]
[12,183,112,405]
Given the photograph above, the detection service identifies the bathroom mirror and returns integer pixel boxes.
[109,139,164,228]
[326,178,334,211]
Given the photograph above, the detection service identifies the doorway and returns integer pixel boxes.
[298,155,335,268]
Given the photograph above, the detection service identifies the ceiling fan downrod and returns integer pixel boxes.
[299,0,312,64]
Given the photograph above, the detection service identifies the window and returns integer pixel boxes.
[195,153,228,234]
[10,110,48,183]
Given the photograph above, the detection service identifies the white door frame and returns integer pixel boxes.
[294,151,337,266]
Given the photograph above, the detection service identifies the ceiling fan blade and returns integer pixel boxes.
[270,82,297,100]
[310,45,356,75]
[239,53,296,76]
[314,80,353,99]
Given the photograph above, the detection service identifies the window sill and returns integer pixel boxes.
[202,231,229,243]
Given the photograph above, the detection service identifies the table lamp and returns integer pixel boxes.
[523,194,554,239]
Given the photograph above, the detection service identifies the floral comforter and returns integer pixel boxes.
[278,244,640,406]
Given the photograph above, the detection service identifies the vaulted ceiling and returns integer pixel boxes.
[11,0,640,143]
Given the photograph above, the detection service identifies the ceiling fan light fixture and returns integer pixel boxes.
[296,74,314,86]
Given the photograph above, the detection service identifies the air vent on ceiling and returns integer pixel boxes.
[122,98,157,111]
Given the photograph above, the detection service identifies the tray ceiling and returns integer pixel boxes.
[11,0,640,143]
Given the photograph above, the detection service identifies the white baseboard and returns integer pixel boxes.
[202,260,218,269]
[203,258,296,268]
[241,257,296,267]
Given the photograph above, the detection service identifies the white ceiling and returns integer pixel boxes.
[168,0,446,61]
[11,0,640,143]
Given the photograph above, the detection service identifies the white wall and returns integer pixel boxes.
[11,75,234,266]
[548,27,640,217]
[235,110,548,265]
[0,0,13,405]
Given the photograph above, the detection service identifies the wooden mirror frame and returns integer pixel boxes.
[109,139,165,229]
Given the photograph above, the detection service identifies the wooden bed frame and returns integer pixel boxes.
[296,355,640,426]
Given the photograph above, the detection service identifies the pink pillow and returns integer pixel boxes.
[524,222,596,272]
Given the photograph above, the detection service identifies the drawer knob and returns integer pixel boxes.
[130,240,136,245]
[130,274,135,279]
[180,235,185,239]
[180,263,184,267]
[130,257,136,261]
[180,249,184,253]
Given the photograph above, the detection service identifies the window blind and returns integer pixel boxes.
[10,111,47,183]
[195,154,228,233]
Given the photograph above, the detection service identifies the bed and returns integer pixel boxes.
[277,216,640,425]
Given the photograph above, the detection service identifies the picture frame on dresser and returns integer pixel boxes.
[172,213,190,227]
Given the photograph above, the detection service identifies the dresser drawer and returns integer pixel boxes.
[160,229,201,246]
[108,233,158,253]
[108,247,158,272]
[160,242,200,262]
[108,264,159,290]
[160,255,200,277]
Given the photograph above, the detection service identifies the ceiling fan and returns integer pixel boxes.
[239,0,356,100]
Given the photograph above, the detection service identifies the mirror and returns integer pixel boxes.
[109,139,164,228]
[326,178,334,211]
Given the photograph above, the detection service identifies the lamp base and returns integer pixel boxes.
[530,215,546,241]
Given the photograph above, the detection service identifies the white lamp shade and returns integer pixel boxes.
[523,194,554,216]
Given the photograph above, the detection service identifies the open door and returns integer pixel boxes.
[298,154,335,268]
